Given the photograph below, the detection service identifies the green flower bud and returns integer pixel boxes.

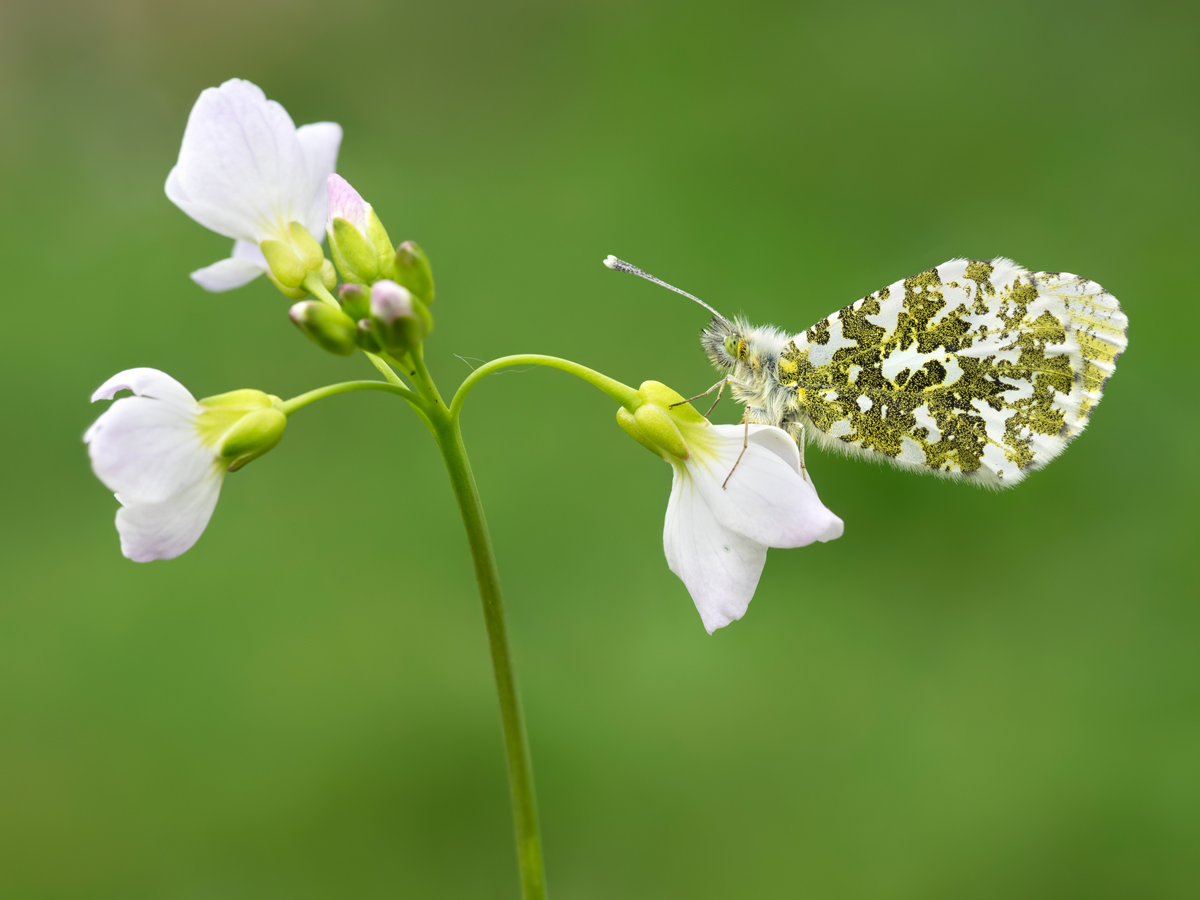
[370,279,432,355]
[326,175,400,284]
[354,318,382,353]
[338,283,370,321]
[218,408,288,472]
[321,258,337,291]
[289,300,358,356]
[395,240,435,305]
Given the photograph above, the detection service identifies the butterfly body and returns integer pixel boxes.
[701,258,1128,488]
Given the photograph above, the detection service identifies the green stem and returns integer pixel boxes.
[279,379,422,415]
[450,354,642,418]
[410,344,446,406]
[431,407,547,899]
[303,271,342,309]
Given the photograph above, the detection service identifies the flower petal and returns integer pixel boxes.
[190,240,268,291]
[86,370,216,504]
[167,79,310,243]
[297,123,343,237]
[114,471,224,562]
[89,367,195,406]
[664,465,768,634]
[325,173,370,233]
[690,424,844,548]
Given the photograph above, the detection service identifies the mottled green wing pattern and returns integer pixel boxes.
[777,258,1127,487]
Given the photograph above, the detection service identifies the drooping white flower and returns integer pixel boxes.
[663,422,843,633]
[617,381,843,633]
[85,368,286,562]
[165,78,342,292]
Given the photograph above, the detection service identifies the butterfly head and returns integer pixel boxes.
[701,316,749,371]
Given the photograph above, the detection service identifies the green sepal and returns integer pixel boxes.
[219,408,287,471]
[330,217,379,285]
[321,259,337,290]
[289,222,325,271]
[632,403,689,460]
[367,209,398,280]
[264,270,308,299]
[395,241,435,305]
[261,239,307,288]
[289,300,358,356]
[617,408,668,460]
[198,389,275,409]
[638,381,706,425]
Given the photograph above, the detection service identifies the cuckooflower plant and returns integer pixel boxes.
[85,79,845,900]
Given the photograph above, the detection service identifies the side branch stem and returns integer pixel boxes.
[279,380,422,415]
[450,354,641,418]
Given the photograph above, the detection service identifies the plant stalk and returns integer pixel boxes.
[433,409,547,899]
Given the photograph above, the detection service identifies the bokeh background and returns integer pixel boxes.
[2,0,1197,896]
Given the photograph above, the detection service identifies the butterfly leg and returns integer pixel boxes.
[722,408,750,490]
[670,377,728,419]
[798,422,808,482]
[785,419,808,482]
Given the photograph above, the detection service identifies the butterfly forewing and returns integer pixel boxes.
[778,258,1127,487]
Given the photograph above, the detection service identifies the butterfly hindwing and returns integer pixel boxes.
[775,258,1127,487]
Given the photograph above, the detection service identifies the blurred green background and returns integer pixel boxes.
[2,0,1197,896]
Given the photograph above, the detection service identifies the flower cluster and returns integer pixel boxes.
[85,78,845,633]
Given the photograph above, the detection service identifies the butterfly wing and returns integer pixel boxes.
[778,258,1128,487]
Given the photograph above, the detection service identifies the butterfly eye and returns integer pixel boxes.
[723,335,741,359]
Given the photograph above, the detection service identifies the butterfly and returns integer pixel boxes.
[605,255,1128,488]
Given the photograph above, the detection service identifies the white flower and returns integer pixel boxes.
[165,78,343,292]
[617,381,843,633]
[663,422,843,633]
[85,368,286,562]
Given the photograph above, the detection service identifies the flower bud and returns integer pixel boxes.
[289,300,358,356]
[395,241,435,305]
[369,279,432,355]
[338,283,370,321]
[354,318,382,353]
[326,175,398,285]
[218,408,288,471]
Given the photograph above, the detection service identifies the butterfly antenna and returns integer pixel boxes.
[603,255,726,320]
